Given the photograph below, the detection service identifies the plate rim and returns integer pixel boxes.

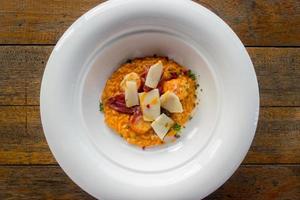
[40,0,260,199]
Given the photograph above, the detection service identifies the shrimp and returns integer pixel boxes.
[120,72,141,91]
[129,107,152,135]
[162,76,190,100]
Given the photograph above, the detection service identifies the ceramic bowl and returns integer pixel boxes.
[41,0,259,199]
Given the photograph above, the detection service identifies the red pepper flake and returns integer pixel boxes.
[170,72,179,79]
[183,69,189,75]
[157,82,164,95]
[143,85,152,92]
[146,104,150,109]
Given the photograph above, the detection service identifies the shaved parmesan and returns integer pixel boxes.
[145,61,163,88]
[151,113,174,140]
[139,89,160,121]
[125,81,139,107]
[160,91,183,113]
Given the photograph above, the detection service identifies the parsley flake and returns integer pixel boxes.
[187,70,196,80]
[99,102,104,112]
[172,123,181,132]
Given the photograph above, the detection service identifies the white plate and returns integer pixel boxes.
[40,0,259,199]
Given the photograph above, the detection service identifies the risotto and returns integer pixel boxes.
[101,56,197,148]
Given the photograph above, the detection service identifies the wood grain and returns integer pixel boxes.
[0,106,299,165]
[0,0,105,45]
[0,165,299,200]
[0,0,299,45]
[0,166,93,200]
[0,106,55,164]
[197,0,300,46]
[205,165,300,200]
[249,48,300,106]
[245,107,300,164]
[0,46,299,106]
[0,46,52,105]
[0,48,26,105]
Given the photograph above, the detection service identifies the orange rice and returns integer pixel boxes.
[101,57,197,148]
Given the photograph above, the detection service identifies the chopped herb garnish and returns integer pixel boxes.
[174,134,180,138]
[189,116,193,120]
[196,83,200,88]
[187,70,196,80]
[99,102,104,112]
[200,88,203,92]
[172,123,181,132]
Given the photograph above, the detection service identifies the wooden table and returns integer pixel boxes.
[0,0,299,199]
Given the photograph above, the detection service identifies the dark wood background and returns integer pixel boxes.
[0,0,299,199]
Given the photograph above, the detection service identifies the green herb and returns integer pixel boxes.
[174,134,180,138]
[196,83,200,88]
[187,70,196,80]
[172,123,181,132]
[99,102,104,112]
[189,116,193,120]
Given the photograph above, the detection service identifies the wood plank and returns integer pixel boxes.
[197,0,300,46]
[0,0,299,45]
[205,165,300,200]
[0,46,52,105]
[0,106,299,164]
[0,48,26,105]
[0,106,55,164]
[0,0,105,45]
[245,107,300,164]
[0,166,93,200]
[0,46,299,106]
[249,48,300,107]
[0,165,299,199]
